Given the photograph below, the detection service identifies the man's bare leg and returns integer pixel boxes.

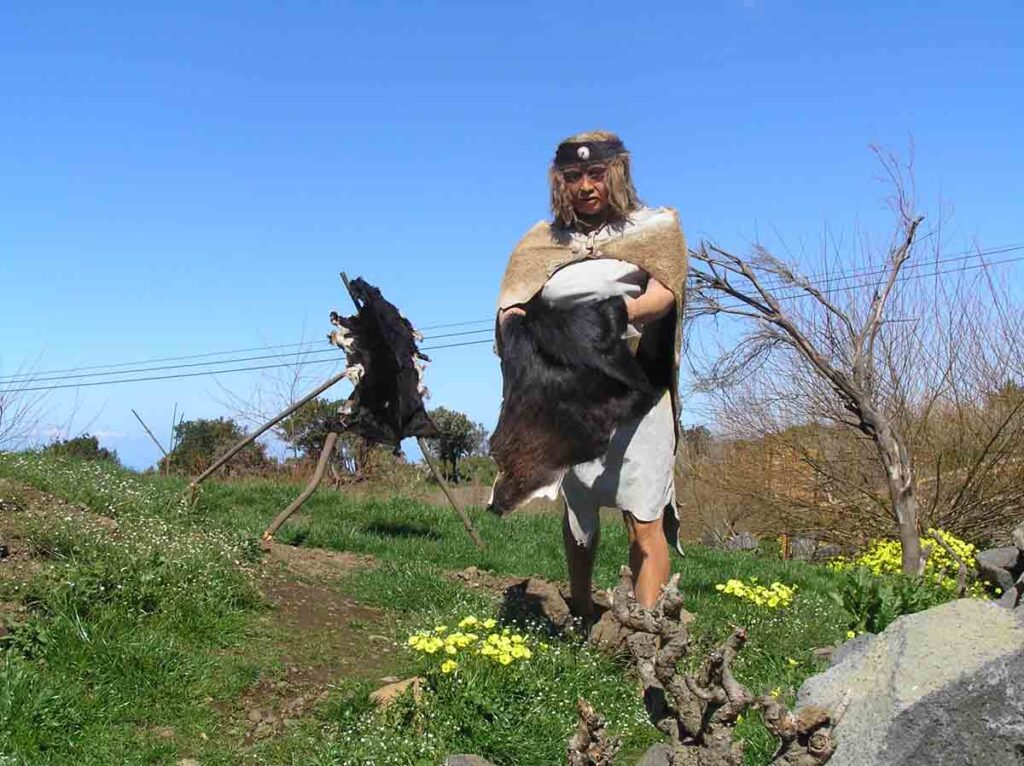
[563,511,599,619]
[623,512,671,608]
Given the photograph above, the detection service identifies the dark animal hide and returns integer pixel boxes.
[488,295,657,515]
[328,277,438,449]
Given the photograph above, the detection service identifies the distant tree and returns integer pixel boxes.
[43,434,119,464]
[681,425,712,458]
[275,397,394,480]
[425,407,487,483]
[276,398,342,462]
[161,417,271,477]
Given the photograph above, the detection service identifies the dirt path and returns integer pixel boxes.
[227,541,399,743]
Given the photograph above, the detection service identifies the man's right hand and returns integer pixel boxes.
[499,306,526,326]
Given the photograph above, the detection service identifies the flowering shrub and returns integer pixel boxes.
[829,528,987,598]
[407,617,545,671]
[714,578,797,608]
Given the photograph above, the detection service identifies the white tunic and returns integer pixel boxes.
[539,253,677,548]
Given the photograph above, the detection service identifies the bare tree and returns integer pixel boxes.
[689,149,931,573]
[213,330,347,465]
[0,359,51,451]
[689,149,1024,566]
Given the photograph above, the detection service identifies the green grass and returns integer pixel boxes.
[0,486,263,764]
[0,453,864,765]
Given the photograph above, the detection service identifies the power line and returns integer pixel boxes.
[0,326,493,384]
[688,251,1024,316]
[0,327,495,385]
[3,242,1022,386]
[696,242,1024,300]
[1,338,495,395]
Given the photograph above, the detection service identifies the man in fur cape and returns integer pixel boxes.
[493,130,687,616]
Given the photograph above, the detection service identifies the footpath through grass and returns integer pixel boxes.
[0,453,856,765]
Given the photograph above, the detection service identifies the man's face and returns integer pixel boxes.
[563,164,609,218]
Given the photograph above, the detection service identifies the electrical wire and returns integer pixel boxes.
[3,243,1022,389]
[1,339,495,394]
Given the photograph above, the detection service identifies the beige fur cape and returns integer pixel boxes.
[496,206,688,440]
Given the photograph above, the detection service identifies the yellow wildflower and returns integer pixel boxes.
[440,659,458,674]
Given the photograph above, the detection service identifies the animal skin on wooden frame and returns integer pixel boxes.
[328,278,438,449]
[488,295,657,515]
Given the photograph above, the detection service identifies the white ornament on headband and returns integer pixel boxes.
[576,145,590,161]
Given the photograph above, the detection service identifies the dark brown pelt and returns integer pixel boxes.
[488,295,656,514]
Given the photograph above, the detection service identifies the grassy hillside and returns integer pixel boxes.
[0,453,864,765]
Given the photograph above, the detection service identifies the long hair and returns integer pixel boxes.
[549,130,642,229]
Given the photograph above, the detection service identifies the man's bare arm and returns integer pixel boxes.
[625,277,674,325]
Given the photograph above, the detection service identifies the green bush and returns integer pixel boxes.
[42,434,119,465]
[160,417,271,477]
[829,566,949,635]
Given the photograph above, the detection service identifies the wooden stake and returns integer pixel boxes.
[262,431,340,544]
[187,369,350,501]
[418,436,485,550]
[132,408,169,460]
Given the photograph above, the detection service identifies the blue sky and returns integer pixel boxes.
[2,1,1022,469]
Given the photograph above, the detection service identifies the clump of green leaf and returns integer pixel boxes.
[829,566,949,635]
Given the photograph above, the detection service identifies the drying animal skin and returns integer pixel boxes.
[328,278,438,448]
[488,295,656,514]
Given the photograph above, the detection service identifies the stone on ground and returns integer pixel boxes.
[502,577,572,631]
[978,545,1024,608]
[723,532,758,551]
[368,676,423,707]
[442,756,496,766]
[798,598,1024,766]
[635,743,674,766]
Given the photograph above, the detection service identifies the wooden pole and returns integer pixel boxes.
[418,436,485,550]
[132,408,169,460]
[262,431,340,545]
[338,272,485,550]
[187,369,350,500]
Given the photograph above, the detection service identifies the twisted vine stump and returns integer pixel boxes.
[606,567,836,766]
[568,699,621,766]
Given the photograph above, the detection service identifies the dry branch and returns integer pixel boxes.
[927,528,968,597]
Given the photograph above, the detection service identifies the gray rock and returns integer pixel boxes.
[635,742,674,766]
[789,537,845,561]
[978,546,1023,572]
[1013,521,1024,552]
[723,532,758,551]
[788,537,819,560]
[977,546,1024,595]
[798,599,1024,766]
[443,757,496,766]
[829,632,874,668]
[812,542,845,561]
[995,587,1019,609]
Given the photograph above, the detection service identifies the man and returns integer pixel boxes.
[496,130,688,614]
